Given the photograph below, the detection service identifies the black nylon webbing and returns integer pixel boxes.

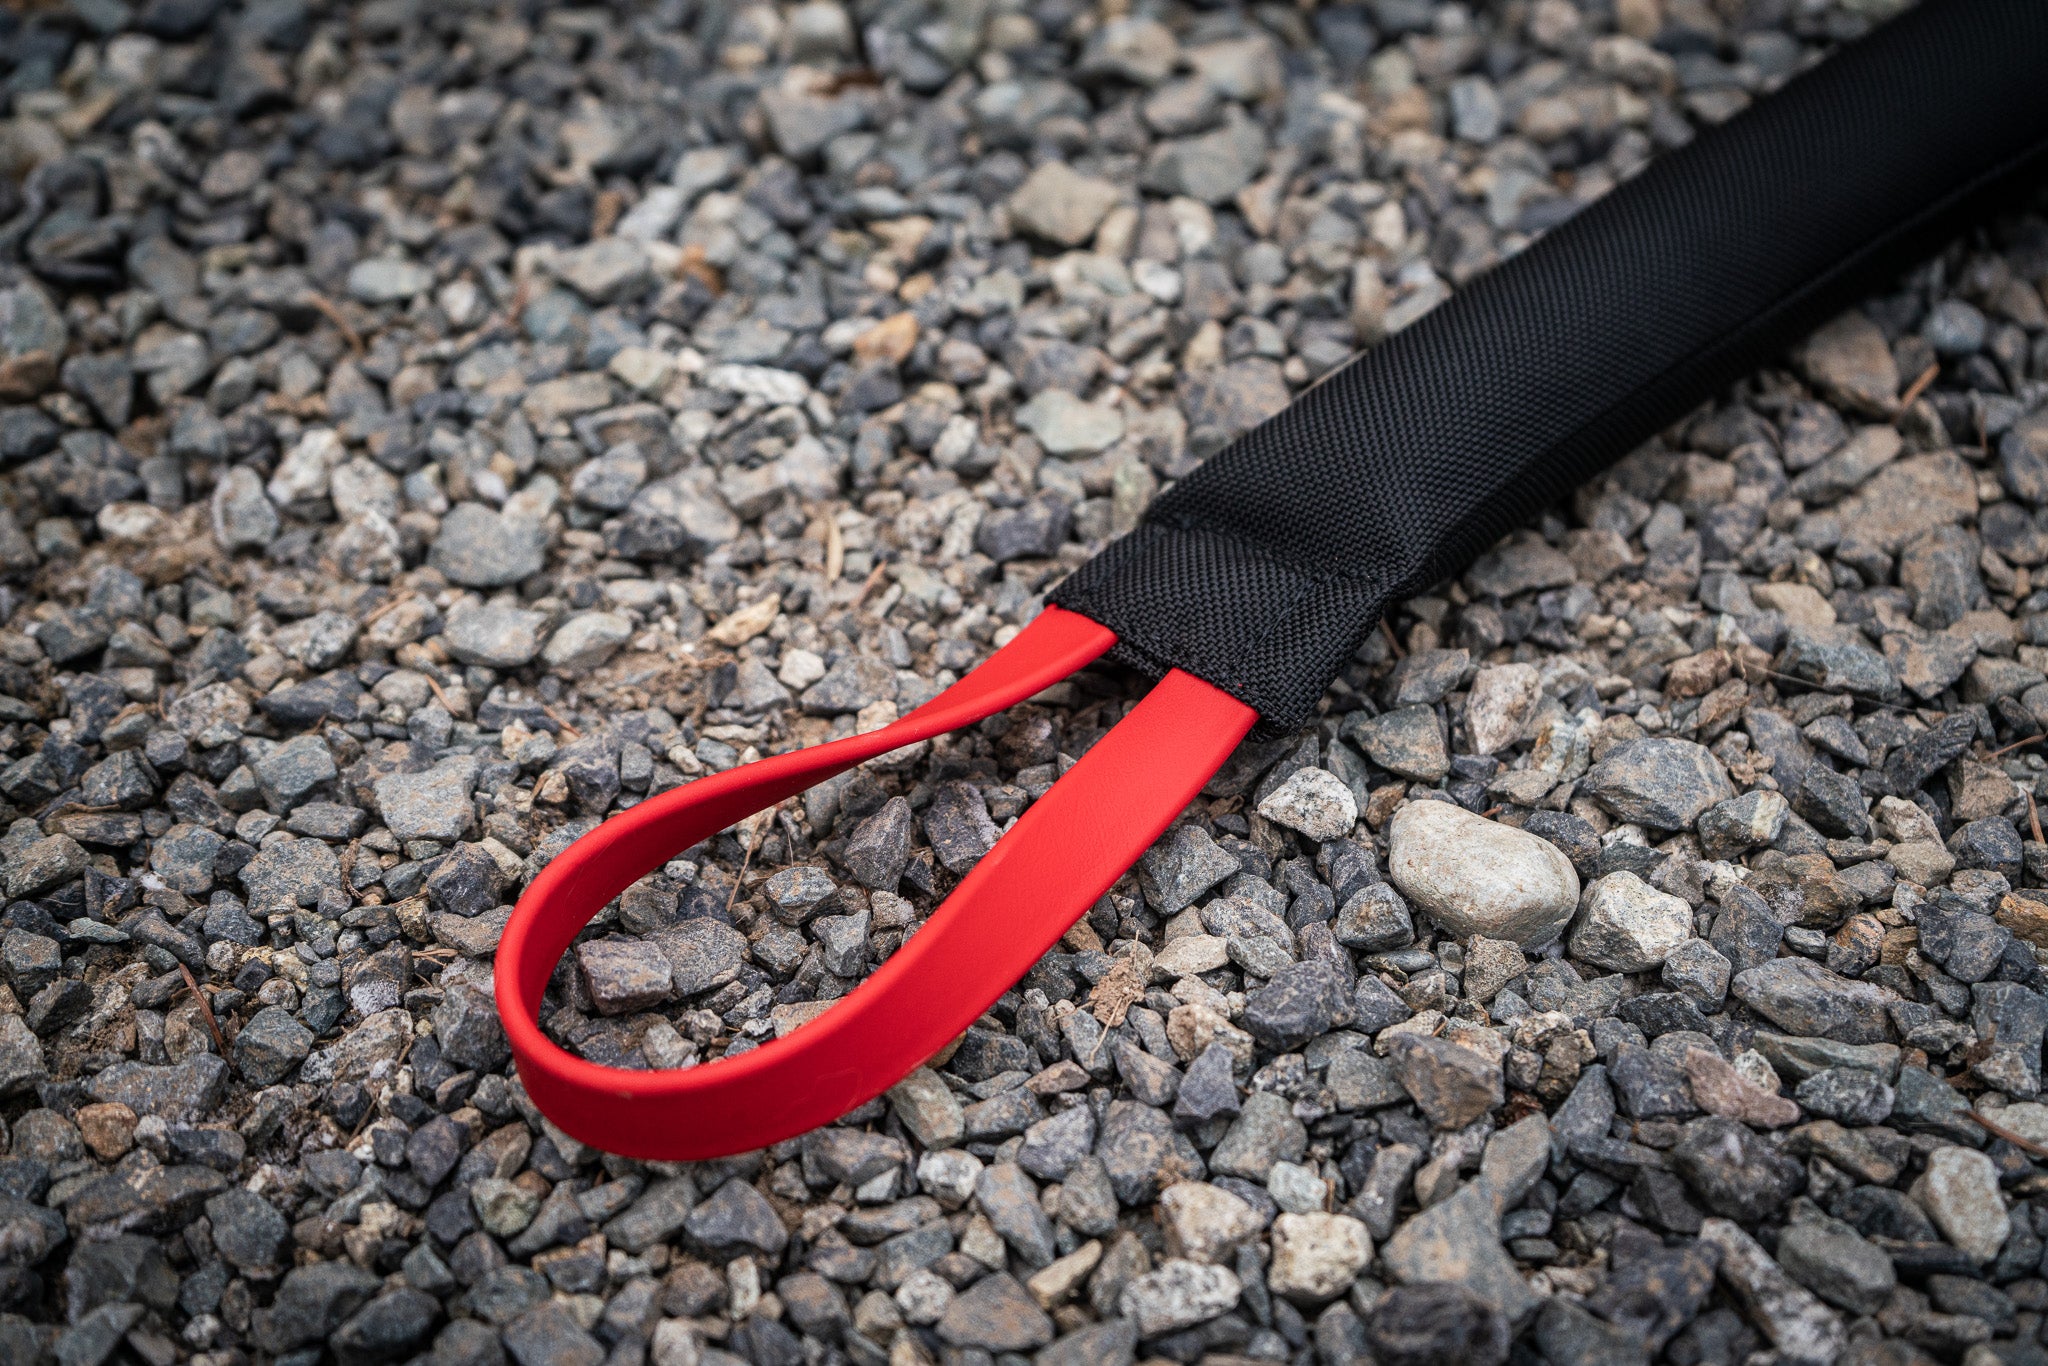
[1051,0,2048,732]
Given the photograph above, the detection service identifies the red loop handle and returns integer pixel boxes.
[494,606,1257,1160]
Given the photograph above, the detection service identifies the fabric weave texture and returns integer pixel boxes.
[1051,0,2048,731]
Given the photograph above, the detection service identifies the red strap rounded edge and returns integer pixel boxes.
[494,606,1258,1160]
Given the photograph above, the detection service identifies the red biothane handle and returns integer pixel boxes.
[494,606,1258,1160]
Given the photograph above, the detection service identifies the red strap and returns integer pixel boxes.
[494,607,1257,1160]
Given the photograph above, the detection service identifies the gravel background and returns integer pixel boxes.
[6,0,2048,1364]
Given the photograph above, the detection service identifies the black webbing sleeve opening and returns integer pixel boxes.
[1051,0,2048,732]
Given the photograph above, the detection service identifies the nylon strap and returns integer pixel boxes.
[497,608,1255,1160]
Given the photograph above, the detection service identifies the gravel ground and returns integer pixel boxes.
[5,0,2048,1363]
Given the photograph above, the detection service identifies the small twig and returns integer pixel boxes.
[43,802,124,818]
[1381,620,1406,659]
[178,962,230,1056]
[346,1031,417,1145]
[1987,734,2045,760]
[721,856,754,918]
[1733,658,1914,715]
[542,705,583,741]
[300,292,364,356]
[357,594,412,629]
[2030,790,2044,847]
[677,244,722,294]
[722,810,775,916]
[812,67,883,94]
[591,189,624,239]
[1897,360,1940,414]
[853,562,889,607]
[1968,1107,2048,1160]
[422,672,455,713]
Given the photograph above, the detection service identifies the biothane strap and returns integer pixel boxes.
[499,607,1255,1159]
[499,0,2048,1159]
[1054,0,2048,732]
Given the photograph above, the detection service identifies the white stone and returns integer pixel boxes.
[1266,1160,1330,1215]
[268,428,344,506]
[211,466,279,551]
[1916,1146,2010,1264]
[616,186,687,242]
[895,1267,953,1325]
[443,603,547,669]
[437,279,488,328]
[702,364,809,406]
[1008,162,1122,247]
[331,457,401,522]
[779,648,827,690]
[1014,390,1125,456]
[650,1318,701,1366]
[1118,1259,1241,1336]
[1386,801,1580,947]
[1875,795,1943,844]
[1568,871,1694,972]
[1157,1181,1262,1264]
[543,611,634,674]
[787,1,858,60]
[1152,934,1230,979]
[553,237,653,304]
[1267,1212,1372,1303]
[347,257,434,303]
[609,346,675,395]
[916,1150,983,1209]
[1465,663,1541,755]
[1256,768,1357,841]
[1751,581,1837,630]
[96,502,163,542]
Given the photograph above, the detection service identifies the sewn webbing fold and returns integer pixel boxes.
[1052,0,2048,731]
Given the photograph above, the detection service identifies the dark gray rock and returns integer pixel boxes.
[1669,1116,1805,1223]
[936,1271,1055,1352]
[233,1006,312,1086]
[1243,960,1351,1051]
[256,1262,383,1353]
[1581,739,1736,831]
[1174,1042,1242,1128]
[842,797,913,891]
[1793,1068,1895,1125]
[1139,824,1241,914]
[654,918,747,998]
[1363,1282,1511,1366]
[683,1177,788,1256]
[1391,1035,1503,1129]
[87,1055,229,1122]
[333,1288,442,1366]
[430,504,547,588]
[923,781,1001,873]
[1776,1218,1895,1316]
[206,1188,289,1276]
[1730,958,1893,1044]
[501,1300,603,1366]
[976,1161,1056,1266]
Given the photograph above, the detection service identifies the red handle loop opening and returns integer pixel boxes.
[493,606,1257,1160]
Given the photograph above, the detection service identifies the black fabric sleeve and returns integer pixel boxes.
[1050,0,2048,732]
